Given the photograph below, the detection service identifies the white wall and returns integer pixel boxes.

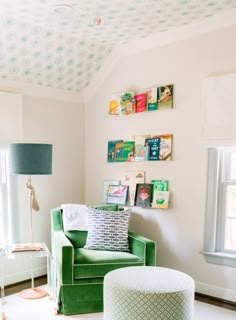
[1,93,84,285]
[84,24,236,301]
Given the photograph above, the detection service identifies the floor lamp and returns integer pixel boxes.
[9,143,53,299]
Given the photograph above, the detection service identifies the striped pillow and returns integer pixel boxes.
[84,208,131,252]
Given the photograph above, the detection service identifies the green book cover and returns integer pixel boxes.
[118,141,135,162]
[107,140,123,162]
[151,180,169,191]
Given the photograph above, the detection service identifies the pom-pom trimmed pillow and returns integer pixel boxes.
[84,208,131,252]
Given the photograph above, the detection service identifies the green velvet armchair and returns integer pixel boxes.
[51,206,156,315]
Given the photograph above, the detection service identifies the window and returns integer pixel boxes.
[203,147,236,267]
[0,146,19,246]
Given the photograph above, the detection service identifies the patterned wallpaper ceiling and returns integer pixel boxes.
[0,0,235,93]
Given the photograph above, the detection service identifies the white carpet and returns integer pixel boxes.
[1,286,236,320]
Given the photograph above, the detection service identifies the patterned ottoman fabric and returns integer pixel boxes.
[104,266,195,320]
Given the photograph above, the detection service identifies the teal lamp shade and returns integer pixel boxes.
[9,143,52,175]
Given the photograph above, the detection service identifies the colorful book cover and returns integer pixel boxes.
[151,179,169,192]
[120,91,135,115]
[132,134,151,147]
[134,183,153,208]
[146,87,158,111]
[134,93,146,113]
[107,185,129,205]
[145,138,160,161]
[108,92,122,115]
[122,171,145,206]
[107,140,123,162]
[152,134,173,160]
[158,85,174,109]
[103,179,120,203]
[114,141,124,162]
[135,146,149,161]
[118,141,135,162]
[151,191,170,209]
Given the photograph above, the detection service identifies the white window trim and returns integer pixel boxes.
[202,148,236,268]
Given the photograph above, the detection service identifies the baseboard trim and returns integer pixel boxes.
[3,266,47,286]
[195,281,236,303]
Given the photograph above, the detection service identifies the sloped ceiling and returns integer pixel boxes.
[0,0,235,95]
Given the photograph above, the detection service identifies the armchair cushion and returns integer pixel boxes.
[74,248,143,279]
[84,208,131,252]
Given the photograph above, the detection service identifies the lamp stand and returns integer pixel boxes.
[19,176,48,300]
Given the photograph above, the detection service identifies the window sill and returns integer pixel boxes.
[202,251,236,268]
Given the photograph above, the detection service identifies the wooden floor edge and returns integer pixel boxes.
[195,292,236,311]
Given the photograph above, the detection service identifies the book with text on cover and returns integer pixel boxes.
[134,93,146,113]
[145,137,160,161]
[118,141,135,162]
[152,134,173,160]
[11,242,44,253]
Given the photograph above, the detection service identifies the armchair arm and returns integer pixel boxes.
[51,209,74,284]
[128,231,156,266]
[52,230,74,284]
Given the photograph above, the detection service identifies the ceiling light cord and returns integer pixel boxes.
[94,0,101,26]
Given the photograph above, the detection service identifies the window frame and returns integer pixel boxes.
[203,148,236,267]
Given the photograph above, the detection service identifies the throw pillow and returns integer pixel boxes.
[84,208,131,252]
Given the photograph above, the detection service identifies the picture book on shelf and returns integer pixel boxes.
[107,140,123,162]
[108,91,135,115]
[145,138,160,161]
[146,87,158,111]
[151,179,169,192]
[152,134,173,160]
[114,141,124,162]
[134,93,146,113]
[151,191,170,209]
[103,179,120,203]
[132,134,151,147]
[118,141,135,162]
[151,180,169,209]
[122,171,145,206]
[158,85,174,109]
[134,183,153,208]
[135,146,149,161]
[106,185,129,205]
[108,92,122,115]
[120,91,135,115]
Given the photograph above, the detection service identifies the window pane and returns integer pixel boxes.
[224,218,236,250]
[225,185,236,218]
[224,185,236,250]
[229,148,236,179]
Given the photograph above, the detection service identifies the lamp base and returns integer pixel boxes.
[19,288,48,300]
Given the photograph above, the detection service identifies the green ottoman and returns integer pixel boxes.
[104,266,195,320]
